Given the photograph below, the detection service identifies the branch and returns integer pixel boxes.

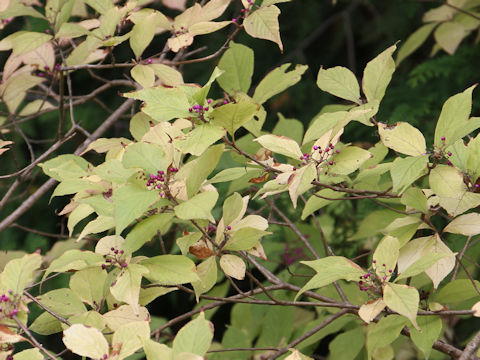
[459,329,480,360]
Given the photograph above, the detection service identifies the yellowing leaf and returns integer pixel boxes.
[191,256,217,301]
[69,267,107,307]
[383,283,420,330]
[110,264,148,315]
[396,23,437,65]
[316,66,361,104]
[366,315,407,359]
[11,31,52,56]
[472,302,480,317]
[175,124,225,156]
[219,254,246,280]
[112,321,150,359]
[142,338,174,360]
[444,213,480,236]
[189,21,230,35]
[390,155,429,194]
[13,348,43,360]
[168,33,194,52]
[244,5,283,52]
[358,299,386,324]
[173,312,214,357]
[149,64,184,86]
[210,101,258,136]
[63,324,109,359]
[254,134,302,159]
[224,227,271,251]
[0,324,27,344]
[362,44,396,103]
[131,65,155,88]
[378,122,426,156]
[0,253,42,294]
[174,191,218,222]
[103,305,150,331]
[330,146,372,175]
[373,236,399,281]
[288,163,315,208]
[301,189,345,220]
[217,42,254,94]
[434,22,467,55]
[284,349,314,360]
[141,255,199,285]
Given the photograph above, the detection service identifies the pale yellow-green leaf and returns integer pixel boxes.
[395,252,449,282]
[131,64,155,88]
[69,266,107,307]
[330,146,372,175]
[56,22,91,38]
[390,155,429,194]
[123,213,174,254]
[140,286,176,306]
[373,236,399,281]
[358,298,386,324]
[210,101,258,136]
[192,256,217,301]
[11,32,52,56]
[112,321,150,359]
[443,213,480,236]
[400,187,428,213]
[434,21,467,55]
[303,111,349,145]
[149,64,184,86]
[174,124,225,156]
[284,349,314,360]
[288,163,315,208]
[224,227,271,251]
[316,66,361,104]
[366,315,407,359]
[244,5,283,52]
[30,312,63,335]
[168,33,194,52]
[217,42,254,94]
[43,250,104,280]
[173,312,214,357]
[396,23,437,65]
[362,44,396,103]
[103,305,150,331]
[142,338,174,360]
[189,21,230,35]
[0,253,42,294]
[254,134,302,159]
[13,348,43,360]
[219,254,246,280]
[141,255,199,285]
[110,264,148,314]
[410,316,442,359]
[378,122,426,156]
[174,191,218,222]
[472,301,480,317]
[84,0,113,14]
[383,283,419,330]
[63,324,109,359]
[76,215,115,242]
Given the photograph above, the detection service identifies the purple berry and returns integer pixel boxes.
[227,225,232,230]
[313,146,318,150]
[207,99,212,104]
[441,137,446,141]
[102,264,106,269]
[38,72,44,77]
[147,59,152,64]
[45,29,50,34]
[447,152,452,156]
[55,64,61,71]
[232,18,237,22]
[204,107,209,111]
[122,263,128,268]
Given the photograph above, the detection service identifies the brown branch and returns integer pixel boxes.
[13,315,59,360]
[459,329,480,360]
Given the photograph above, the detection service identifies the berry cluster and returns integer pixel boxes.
[146,169,178,197]
[203,224,216,233]
[37,63,62,79]
[293,143,340,175]
[282,243,305,266]
[0,290,19,319]
[232,0,254,23]
[188,101,211,114]
[101,247,127,270]
[358,260,393,293]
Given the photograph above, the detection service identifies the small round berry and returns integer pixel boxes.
[441,136,446,141]
[102,264,106,269]
[335,150,340,154]
[103,354,108,360]
[147,59,152,64]
[106,259,111,263]
[227,225,232,231]
[328,161,334,165]
[122,263,128,268]
[293,167,296,171]
[389,269,393,273]
[38,72,44,77]
[223,100,228,104]
[114,250,119,254]
[44,65,50,71]
[113,303,118,308]
[313,146,318,150]
[55,64,61,71]
[111,247,115,251]
[372,259,376,263]
[382,276,387,281]
[232,18,237,22]
[447,152,452,156]
[45,29,50,34]
[207,99,212,104]
[8,289,12,294]
[447,161,452,166]
[120,250,124,254]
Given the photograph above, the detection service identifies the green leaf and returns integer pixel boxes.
[433,279,480,303]
[383,216,422,247]
[434,22,467,55]
[149,64,184,87]
[330,146,372,175]
[173,312,214,357]
[303,111,349,145]
[224,227,271,251]
[112,321,150,359]
[142,338,174,360]
[112,183,159,235]
[0,253,42,294]
[244,5,283,52]
[29,311,63,335]
[219,254,246,280]
[254,134,302,159]
[56,22,90,38]
[434,85,478,148]
[174,191,218,222]
[110,264,148,314]
[124,213,174,253]
[383,283,419,330]
[46,0,75,32]
[141,255,199,285]
[443,213,480,236]
[273,114,304,144]
[122,142,169,175]
[301,189,344,220]
[103,305,150,331]
[366,315,407,359]
[94,159,137,184]
[210,101,258,136]
[13,348,43,360]
[68,311,106,331]
[410,316,442,360]
[130,13,156,59]
[217,42,254,94]
[316,66,361,104]
[253,63,307,104]
[429,165,480,216]
[175,124,225,156]
[378,122,426,156]
[39,154,90,181]
[193,67,224,105]
[43,250,104,280]
[177,232,203,255]
[84,0,113,14]
[328,327,364,360]
[222,192,244,227]
[69,267,107,307]
[131,64,155,88]
[11,31,52,56]
[192,256,217,301]
[395,252,448,281]
[396,23,437,64]
[295,256,364,300]
[362,44,396,103]
[122,87,191,122]
[349,210,400,241]
[373,236,399,281]
[400,187,428,213]
[390,155,429,194]
[37,289,87,317]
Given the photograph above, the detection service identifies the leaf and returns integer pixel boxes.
[124,213,174,253]
[189,21,230,35]
[84,0,113,14]
[224,227,271,251]
[378,122,426,156]
[112,183,159,235]
[396,23,437,65]
[43,250,104,280]
[175,124,225,156]
[444,213,480,236]
[0,253,42,294]
[122,87,191,122]
[390,155,429,194]
[253,63,308,104]
[112,321,150,359]
[69,267,107,307]
[383,283,420,330]
[37,289,87,317]
[301,189,344,220]
[328,327,364,360]
[244,5,283,52]
[295,257,364,300]
[303,111,349,145]
[191,256,217,301]
[150,64,184,86]
[0,324,27,343]
[401,187,428,213]
[359,299,386,324]
[130,13,158,59]
[30,312,63,335]
[63,324,109,359]
[141,255,199,285]
[39,154,90,181]
[434,279,480,303]
[372,236,399,281]
[254,134,302,159]
[131,64,155,88]
[330,146,372,175]
[316,66,361,104]
[395,252,448,281]
[217,42,254,94]
[366,315,407,359]
[410,316,442,359]
[11,32,52,56]
[219,254,246,280]
[173,312,214,357]
[110,264,148,314]
[362,44,396,103]
[473,302,480,317]
[142,338,174,360]
[273,113,304,144]
[122,142,169,175]
[222,192,244,227]
[434,85,478,148]
[434,21,467,55]
[174,191,218,222]
[13,348,43,360]
[210,102,258,136]
[103,305,150,331]
[429,165,480,216]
